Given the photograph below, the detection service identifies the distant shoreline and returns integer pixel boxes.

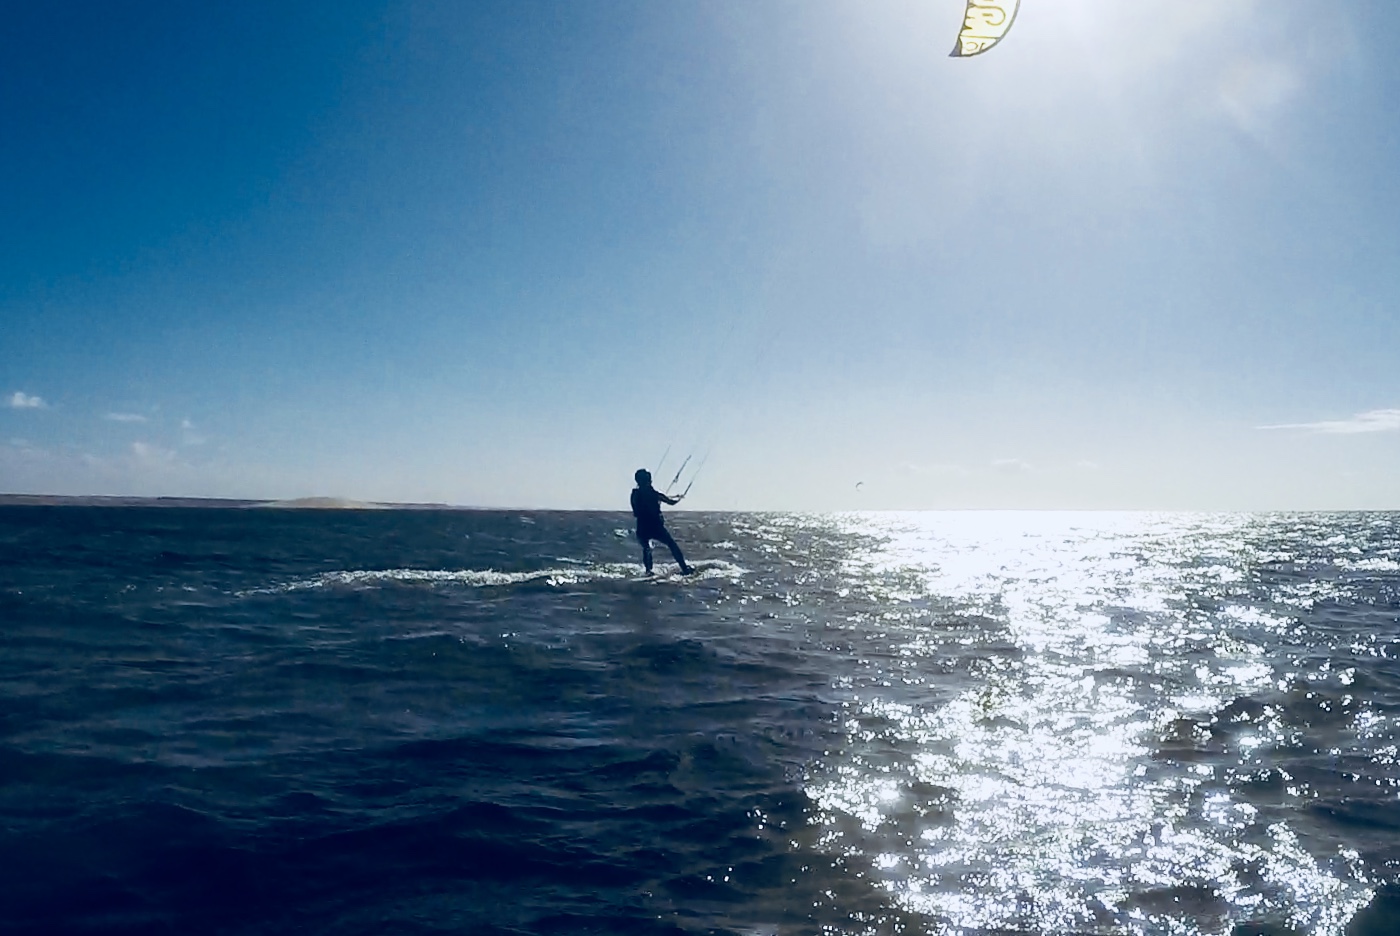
[4,496,1394,512]
[0,494,479,510]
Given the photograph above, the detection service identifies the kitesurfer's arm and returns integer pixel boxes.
[659,492,682,505]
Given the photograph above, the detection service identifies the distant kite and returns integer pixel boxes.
[950,0,1020,57]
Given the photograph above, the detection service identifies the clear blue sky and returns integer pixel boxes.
[3,0,1398,509]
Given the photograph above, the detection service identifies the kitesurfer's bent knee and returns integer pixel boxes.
[653,528,687,568]
[637,525,690,573]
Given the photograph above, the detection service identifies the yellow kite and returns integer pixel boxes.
[950,0,1020,57]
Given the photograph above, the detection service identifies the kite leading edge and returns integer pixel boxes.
[949,0,1020,57]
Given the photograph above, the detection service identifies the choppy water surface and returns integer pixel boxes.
[1,508,1398,935]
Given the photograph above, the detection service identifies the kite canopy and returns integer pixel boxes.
[949,0,1020,57]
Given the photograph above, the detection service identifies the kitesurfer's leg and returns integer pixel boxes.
[636,529,654,574]
[655,528,692,574]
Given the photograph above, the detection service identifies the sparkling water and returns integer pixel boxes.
[2,507,1397,934]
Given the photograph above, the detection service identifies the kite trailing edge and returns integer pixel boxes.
[949,0,1021,58]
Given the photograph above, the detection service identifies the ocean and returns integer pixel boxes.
[2,507,1398,935]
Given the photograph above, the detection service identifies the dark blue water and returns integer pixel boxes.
[2,508,1399,935]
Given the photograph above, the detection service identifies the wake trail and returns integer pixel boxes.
[239,560,747,595]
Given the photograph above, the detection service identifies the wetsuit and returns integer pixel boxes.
[631,484,689,574]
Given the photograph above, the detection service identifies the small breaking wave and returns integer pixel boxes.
[1339,557,1400,573]
[241,559,746,595]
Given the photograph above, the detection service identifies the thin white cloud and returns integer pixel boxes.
[105,412,148,423]
[180,418,208,446]
[131,441,179,466]
[1259,409,1400,435]
[0,435,279,499]
[6,391,46,409]
[991,457,1033,473]
[1217,58,1301,138]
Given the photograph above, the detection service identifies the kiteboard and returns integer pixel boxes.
[631,559,738,583]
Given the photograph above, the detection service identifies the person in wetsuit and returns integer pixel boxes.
[631,468,693,575]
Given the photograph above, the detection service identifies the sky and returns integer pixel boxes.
[2,0,1399,510]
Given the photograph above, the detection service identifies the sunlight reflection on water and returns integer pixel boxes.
[802,512,1376,935]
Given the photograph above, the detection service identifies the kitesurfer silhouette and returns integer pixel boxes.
[631,468,693,576]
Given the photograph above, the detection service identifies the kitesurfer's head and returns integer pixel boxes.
[635,468,652,487]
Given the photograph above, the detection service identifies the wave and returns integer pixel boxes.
[241,559,747,595]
